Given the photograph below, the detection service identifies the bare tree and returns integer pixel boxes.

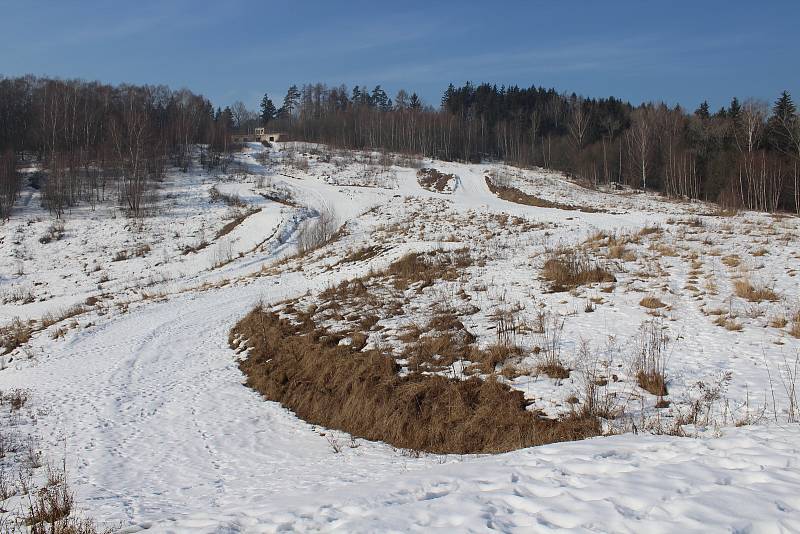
[109,89,151,216]
[230,101,250,131]
[626,107,654,190]
[0,149,20,219]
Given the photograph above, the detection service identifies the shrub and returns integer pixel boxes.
[297,206,340,255]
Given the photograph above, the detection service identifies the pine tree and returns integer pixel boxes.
[281,85,301,118]
[409,93,422,111]
[695,100,710,119]
[728,97,741,123]
[768,90,797,153]
[370,85,391,111]
[221,107,235,131]
[351,86,363,106]
[442,84,455,111]
[260,93,277,126]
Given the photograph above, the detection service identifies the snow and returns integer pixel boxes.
[1,142,799,531]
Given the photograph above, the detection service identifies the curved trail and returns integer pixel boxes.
[2,147,799,532]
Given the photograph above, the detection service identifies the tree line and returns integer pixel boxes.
[2,75,799,218]
[269,82,800,213]
[0,75,237,218]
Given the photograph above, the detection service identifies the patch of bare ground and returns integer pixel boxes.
[231,307,598,454]
[417,168,457,193]
[484,175,604,213]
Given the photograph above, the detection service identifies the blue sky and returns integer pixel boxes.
[1,0,797,112]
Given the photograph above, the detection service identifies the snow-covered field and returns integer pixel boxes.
[1,143,799,532]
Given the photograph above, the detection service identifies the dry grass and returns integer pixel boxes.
[541,249,615,292]
[417,168,457,193]
[1,317,32,355]
[607,244,636,261]
[335,244,389,265]
[770,314,788,328]
[215,208,260,239]
[714,315,743,331]
[387,249,472,290]
[721,255,741,268]
[639,296,666,309]
[637,370,667,397]
[231,306,599,454]
[790,311,800,338]
[733,279,779,302]
[485,176,603,213]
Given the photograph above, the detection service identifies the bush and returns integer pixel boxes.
[297,206,339,254]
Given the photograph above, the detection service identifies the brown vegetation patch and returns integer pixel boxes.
[537,362,571,379]
[721,255,741,268]
[387,249,472,290]
[1,318,32,354]
[637,371,667,396]
[337,244,389,265]
[541,249,615,292]
[216,208,261,239]
[231,307,599,454]
[417,168,457,193]
[733,279,779,302]
[485,176,603,213]
[639,296,666,309]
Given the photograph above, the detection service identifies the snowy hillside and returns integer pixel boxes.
[1,143,799,532]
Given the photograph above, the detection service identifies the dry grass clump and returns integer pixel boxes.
[22,461,107,534]
[714,315,743,331]
[634,320,669,397]
[721,254,741,268]
[541,249,615,292]
[387,249,472,290]
[790,311,800,338]
[607,244,636,261]
[41,304,87,329]
[232,307,599,454]
[770,314,788,328]
[733,279,779,302]
[417,168,457,193]
[639,296,666,309]
[402,312,477,372]
[1,317,32,354]
[637,225,662,237]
